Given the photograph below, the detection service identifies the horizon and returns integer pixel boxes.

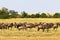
[0,0,60,13]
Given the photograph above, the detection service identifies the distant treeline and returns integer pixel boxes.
[0,7,60,19]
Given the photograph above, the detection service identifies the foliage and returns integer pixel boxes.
[40,13,48,18]
[21,11,28,18]
[9,10,18,18]
[53,13,60,18]
[35,13,41,18]
[0,7,60,19]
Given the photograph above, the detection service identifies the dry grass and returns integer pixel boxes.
[0,18,60,40]
[0,37,60,40]
[0,18,60,23]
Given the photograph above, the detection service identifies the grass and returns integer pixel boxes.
[0,18,60,40]
[0,18,60,23]
[0,28,60,37]
[0,28,60,40]
[1,37,60,40]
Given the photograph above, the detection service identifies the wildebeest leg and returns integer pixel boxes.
[14,26,17,28]
[53,27,57,32]
[55,28,58,32]
[7,27,9,29]
[37,27,40,31]
[53,27,55,31]
[18,28,21,31]
[11,26,13,30]
[4,26,7,30]
[30,27,32,30]
[1,26,3,29]
[24,27,27,30]
[47,29,49,32]
[42,29,45,32]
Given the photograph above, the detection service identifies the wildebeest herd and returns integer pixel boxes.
[0,22,60,32]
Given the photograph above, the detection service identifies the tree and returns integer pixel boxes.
[53,13,60,18]
[41,13,48,18]
[47,13,53,18]
[35,13,41,18]
[26,15,31,18]
[30,14,36,18]
[9,10,18,18]
[1,7,8,13]
[21,11,28,18]
[0,7,9,19]
[17,14,22,18]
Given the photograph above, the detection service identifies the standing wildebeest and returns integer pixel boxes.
[0,23,3,29]
[24,22,37,30]
[16,22,26,30]
[53,23,60,31]
[37,22,54,32]
[0,23,8,29]
[13,22,18,28]
[0,23,4,29]
[37,22,46,32]
[16,22,38,30]
[7,23,13,29]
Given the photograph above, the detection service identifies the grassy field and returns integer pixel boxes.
[0,18,60,40]
[0,18,60,23]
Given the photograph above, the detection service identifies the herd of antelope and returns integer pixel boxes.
[0,22,60,32]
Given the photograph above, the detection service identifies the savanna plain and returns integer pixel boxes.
[0,18,60,40]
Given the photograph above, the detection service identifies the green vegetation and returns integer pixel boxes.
[0,7,60,19]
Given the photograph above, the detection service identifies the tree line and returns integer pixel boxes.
[0,7,60,19]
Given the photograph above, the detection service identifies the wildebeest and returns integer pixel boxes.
[0,23,5,29]
[7,23,14,29]
[13,22,18,28]
[53,23,60,31]
[24,22,39,30]
[37,22,54,32]
[16,22,38,30]
[16,22,26,30]
[0,23,8,29]
[0,22,60,32]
